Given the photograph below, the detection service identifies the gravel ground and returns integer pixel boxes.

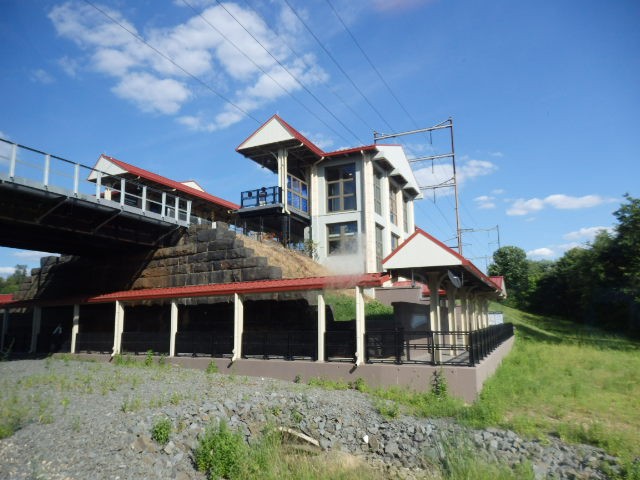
[0,358,620,479]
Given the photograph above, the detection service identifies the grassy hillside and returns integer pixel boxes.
[480,304,640,462]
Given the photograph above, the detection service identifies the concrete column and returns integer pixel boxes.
[459,290,469,347]
[169,300,178,357]
[70,304,79,354]
[233,293,244,362]
[361,153,377,272]
[317,292,326,362]
[427,273,442,363]
[277,148,288,211]
[446,285,457,352]
[1,308,8,352]
[470,295,478,330]
[29,307,41,353]
[113,301,124,355]
[355,286,366,366]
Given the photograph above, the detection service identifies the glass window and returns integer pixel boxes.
[287,173,308,213]
[374,169,382,215]
[326,164,356,212]
[391,233,400,251]
[403,196,409,232]
[327,221,358,255]
[389,186,398,225]
[375,225,384,271]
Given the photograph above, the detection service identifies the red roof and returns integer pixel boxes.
[0,294,14,306]
[88,273,387,303]
[100,154,240,210]
[383,228,502,292]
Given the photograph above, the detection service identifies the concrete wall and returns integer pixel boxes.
[73,335,515,403]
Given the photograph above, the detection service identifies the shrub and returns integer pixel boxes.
[194,421,248,480]
[151,417,172,445]
[144,350,154,367]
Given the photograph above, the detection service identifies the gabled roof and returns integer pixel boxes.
[0,294,14,306]
[489,276,507,298]
[92,154,239,210]
[383,228,500,292]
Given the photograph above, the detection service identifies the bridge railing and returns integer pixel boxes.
[0,138,213,227]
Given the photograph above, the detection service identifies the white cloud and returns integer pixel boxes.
[13,250,58,261]
[492,188,505,195]
[563,226,613,242]
[413,155,497,196]
[507,194,615,216]
[0,266,16,278]
[301,131,334,151]
[30,69,54,84]
[58,56,79,77]
[48,1,327,130]
[474,195,496,209]
[489,151,504,157]
[526,248,554,259]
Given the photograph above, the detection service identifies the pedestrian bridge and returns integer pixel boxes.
[0,139,210,256]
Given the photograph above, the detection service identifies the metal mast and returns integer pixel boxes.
[374,118,463,254]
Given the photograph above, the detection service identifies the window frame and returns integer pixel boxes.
[327,221,358,255]
[326,163,356,213]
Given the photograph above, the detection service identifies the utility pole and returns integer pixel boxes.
[374,118,463,254]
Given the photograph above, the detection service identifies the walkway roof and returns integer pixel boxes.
[1,274,388,308]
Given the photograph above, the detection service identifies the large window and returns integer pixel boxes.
[375,224,384,271]
[326,163,356,212]
[327,221,358,255]
[389,186,398,225]
[374,169,382,215]
[287,173,308,213]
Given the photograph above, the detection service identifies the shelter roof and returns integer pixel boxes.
[90,154,239,210]
[0,294,14,306]
[383,228,501,293]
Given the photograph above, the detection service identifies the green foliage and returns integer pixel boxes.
[194,421,248,480]
[151,417,172,445]
[374,398,399,419]
[324,293,393,322]
[144,350,154,366]
[205,361,219,374]
[307,376,350,390]
[0,264,27,294]
[526,194,640,333]
[488,246,529,307]
[0,394,30,439]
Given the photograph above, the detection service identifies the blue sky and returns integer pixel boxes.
[1,0,638,276]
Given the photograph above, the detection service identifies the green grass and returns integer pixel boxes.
[151,417,172,445]
[325,293,393,322]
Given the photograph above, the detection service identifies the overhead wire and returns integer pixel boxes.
[281,0,395,133]
[81,0,261,125]
[182,0,359,145]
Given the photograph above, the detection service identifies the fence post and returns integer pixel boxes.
[161,192,167,217]
[43,154,50,187]
[120,178,126,206]
[186,200,192,223]
[141,186,147,212]
[174,196,179,221]
[9,144,17,178]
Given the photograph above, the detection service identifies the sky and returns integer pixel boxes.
[1,0,639,277]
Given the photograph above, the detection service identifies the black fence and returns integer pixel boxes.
[76,332,113,354]
[175,331,233,357]
[366,323,514,366]
[242,330,316,360]
[121,332,169,355]
[325,330,356,362]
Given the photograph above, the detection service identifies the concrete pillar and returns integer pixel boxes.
[233,293,244,362]
[1,308,8,352]
[29,306,41,353]
[355,286,366,366]
[446,285,457,353]
[317,292,326,362]
[169,300,178,357]
[113,301,124,355]
[277,148,288,211]
[70,304,79,354]
[427,273,441,363]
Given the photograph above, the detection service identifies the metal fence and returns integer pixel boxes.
[0,138,213,227]
[175,331,233,357]
[366,323,514,366]
[75,332,113,354]
[121,332,169,355]
[242,330,316,360]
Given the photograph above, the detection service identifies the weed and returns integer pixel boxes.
[350,377,368,392]
[290,410,303,423]
[431,369,448,398]
[120,397,142,413]
[293,374,302,384]
[307,376,350,390]
[151,417,172,445]
[205,361,219,374]
[169,392,182,406]
[144,350,154,367]
[157,354,167,367]
[374,399,400,419]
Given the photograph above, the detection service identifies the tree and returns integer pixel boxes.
[612,194,640,302]
[488,246,529,307]
[0,264,28,294]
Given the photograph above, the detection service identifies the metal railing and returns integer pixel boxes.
[121,332,169,354]
[325,330,356,362]
[75,332,113,354]
[366,323,514,366]
[0,138,213,227]
[242,330,316,360]
[175,331,233,357]
[240,186,282,208]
